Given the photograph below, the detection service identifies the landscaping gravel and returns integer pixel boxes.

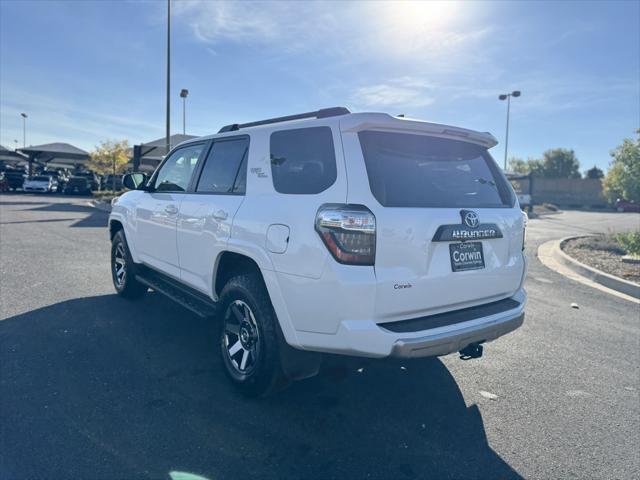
[563,235,640,284]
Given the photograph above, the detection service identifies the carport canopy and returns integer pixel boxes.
[0,145,28,166]
[18,143,90,175]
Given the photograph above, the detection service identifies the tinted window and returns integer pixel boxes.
[270,126,337,194]
[154,144,204,192]
[358,131,514,208]
[196,137,249,194]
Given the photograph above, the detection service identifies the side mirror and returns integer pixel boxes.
[123,173,148,190]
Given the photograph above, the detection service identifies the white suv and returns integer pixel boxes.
[109,107,527,396]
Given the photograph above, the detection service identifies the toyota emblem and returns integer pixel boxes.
[461,210,480,228]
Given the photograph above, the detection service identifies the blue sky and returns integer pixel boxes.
[1,0,638,172]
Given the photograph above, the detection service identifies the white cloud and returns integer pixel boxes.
[172,1,491,66]
[351,78,435,109]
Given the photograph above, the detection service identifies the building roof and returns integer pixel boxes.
[142,134,197,148]
[19,143,89,158]
[132,135,198,173]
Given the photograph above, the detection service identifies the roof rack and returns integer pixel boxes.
[218,106,350,133]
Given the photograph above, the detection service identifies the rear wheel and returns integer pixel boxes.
[219,273,286,396]
[111,230,147,299]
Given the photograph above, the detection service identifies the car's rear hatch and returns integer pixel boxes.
[340,114,526,323]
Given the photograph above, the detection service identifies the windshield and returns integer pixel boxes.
[358,130,515,208]
[32,176,50,181]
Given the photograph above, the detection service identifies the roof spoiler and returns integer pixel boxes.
[218,107,350,133]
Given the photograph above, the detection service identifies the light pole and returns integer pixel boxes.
[180,89,189,135]
[165,0,171,153]
[498,90,521,171]
[20,113,28,148]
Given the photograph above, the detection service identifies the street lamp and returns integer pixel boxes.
[20,113,28,148]
[180,89,189,135]
[165,0,171,152]
[498,90,521,171]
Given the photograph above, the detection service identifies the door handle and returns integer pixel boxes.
[164,205,178,215]
[212,209,229,221]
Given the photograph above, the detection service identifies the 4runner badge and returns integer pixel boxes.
[431,210,503,242]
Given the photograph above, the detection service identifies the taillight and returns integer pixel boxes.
[315,204,376,265]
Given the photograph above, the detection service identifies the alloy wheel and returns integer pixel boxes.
[113,242,127,287]
[224,300,260,375]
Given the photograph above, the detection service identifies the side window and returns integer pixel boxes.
[154,144,204,192]
[270,126,337,194]
[196,137,249,194]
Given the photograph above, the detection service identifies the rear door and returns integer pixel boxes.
[341,126,525,323]
[134,143,205,279]
[176,135,249,295]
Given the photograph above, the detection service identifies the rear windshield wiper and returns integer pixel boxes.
[475,177,497,189]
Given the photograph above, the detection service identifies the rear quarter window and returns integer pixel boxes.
[270,126,337,194]
[358,130,514,208]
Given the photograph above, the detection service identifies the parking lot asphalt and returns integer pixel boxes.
[1,193,639,480]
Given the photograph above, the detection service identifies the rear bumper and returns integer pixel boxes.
[390,309,524,358]
[293,288,526,358]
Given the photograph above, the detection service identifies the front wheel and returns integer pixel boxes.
[219,273,286,396]
[111,230,147,299]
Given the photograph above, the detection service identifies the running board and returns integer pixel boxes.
[135,266,218,318]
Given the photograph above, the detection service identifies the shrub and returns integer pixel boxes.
[616,231,640,257]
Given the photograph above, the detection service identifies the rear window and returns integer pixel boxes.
[197,137,249,194]
[33,176,50,181]
[270,126,337,194]
[358,130,514,208]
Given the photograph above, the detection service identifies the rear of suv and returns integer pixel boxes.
[109,107,527,396]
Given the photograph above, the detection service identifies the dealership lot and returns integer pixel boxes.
[1,194,638,479]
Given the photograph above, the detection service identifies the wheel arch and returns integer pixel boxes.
[109,219,124,240]
[212,248,302,350]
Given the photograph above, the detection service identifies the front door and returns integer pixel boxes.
[135,143,205,278]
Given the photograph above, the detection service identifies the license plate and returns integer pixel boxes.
[449,242,485,272]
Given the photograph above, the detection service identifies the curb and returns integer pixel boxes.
[553,236,639,300]
[87,200,112,213]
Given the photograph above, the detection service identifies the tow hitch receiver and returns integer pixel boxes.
[459,342,484,360]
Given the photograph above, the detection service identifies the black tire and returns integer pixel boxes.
[219,273,287,397]
[111,230,147,299]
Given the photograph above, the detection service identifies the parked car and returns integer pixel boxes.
[0,172,9,192]
[615,199,640,213]
[108,107,527,396]
[63,176,92,195]
[3,168,26,191]
[23,175,57,193]
[43,169,68,193]
[73,171,99,191]
[102,174,124,191]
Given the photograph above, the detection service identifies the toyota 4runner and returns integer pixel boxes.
[109,107,527,396]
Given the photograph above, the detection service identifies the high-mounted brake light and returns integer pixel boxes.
[315,204,376,265]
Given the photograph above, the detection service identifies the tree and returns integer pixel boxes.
[88,140,130,191]
[507,157,543,175]
[540,148,581,178]
[603,130,640,203]
[585,166,604,179]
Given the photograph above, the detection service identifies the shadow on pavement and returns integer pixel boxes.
[0,293,521,480]
[0,198,109,228]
